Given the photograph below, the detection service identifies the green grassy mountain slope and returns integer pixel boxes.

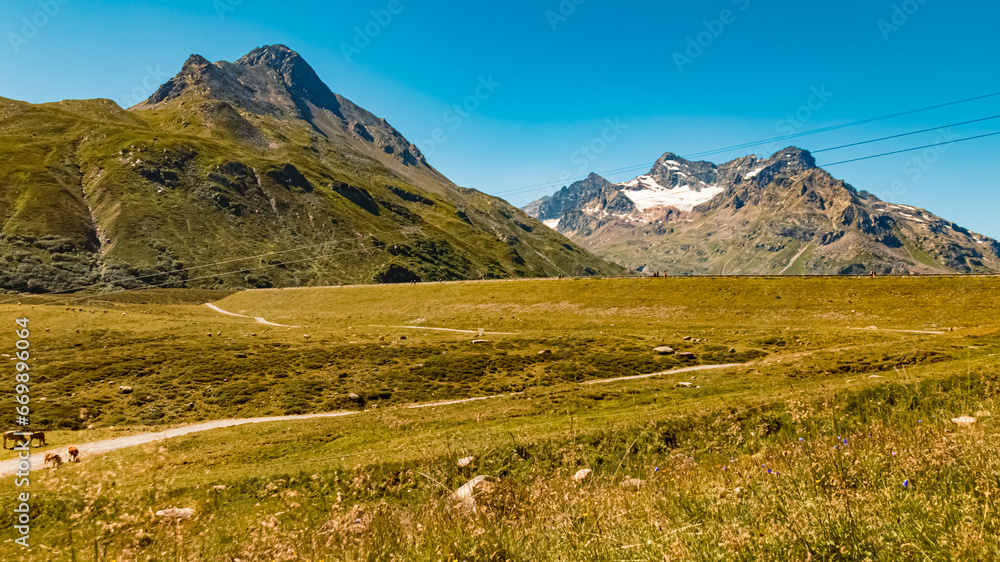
[0,45,621,293]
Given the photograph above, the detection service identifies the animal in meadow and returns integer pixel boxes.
[2,431,27,449]
[30,431,46,447]
[68,446,80,462]
[44,453,63,468]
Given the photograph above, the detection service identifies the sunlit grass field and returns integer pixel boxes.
[2,276,999,560]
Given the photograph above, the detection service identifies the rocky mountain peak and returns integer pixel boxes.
[646,152,717,188]
[235,44,329,98]
[523,143,1000,276]
[237,43,297,64]
[135,44,428,169]
[767,146,817,171]
[181,54,211,70]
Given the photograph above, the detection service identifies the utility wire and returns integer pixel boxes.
[495,91,1000,198]
[685,91,1000,159]
[9,128,998,304]
[820,130,1000,167]
[5,110,999,302]
[812,114,1000,154]
[496,118,1000,200]
[11,128,999,305]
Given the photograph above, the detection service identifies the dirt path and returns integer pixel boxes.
[0,392,534,476]
[0,361,750,476]
[849,326,947,335]
[582,363,743,385]
[779,242,813,275]
[205,303,302,328]
[376,325,516,335]
[0,411,357,477]
[406,393,522,409]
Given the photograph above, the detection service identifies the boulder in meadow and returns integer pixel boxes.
[156,507,194,519]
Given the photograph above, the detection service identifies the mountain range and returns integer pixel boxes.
[0,45,621,293]
[524,147,1000,275]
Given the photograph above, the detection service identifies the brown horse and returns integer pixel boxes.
[68,446,80,462]
[44,453,63,468]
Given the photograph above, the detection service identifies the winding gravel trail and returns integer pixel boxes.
[849,326,948,335]
[375,325,517,335]
[205,303,302,328]
[582,363,743,385]
[0,363,748,477]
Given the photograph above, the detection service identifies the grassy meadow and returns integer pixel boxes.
[1,276,999,560]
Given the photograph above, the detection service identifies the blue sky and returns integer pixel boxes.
[2,0,999,237]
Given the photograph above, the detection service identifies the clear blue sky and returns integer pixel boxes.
[2,0,999,237]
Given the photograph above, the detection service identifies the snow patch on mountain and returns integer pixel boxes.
[620,180,725,212]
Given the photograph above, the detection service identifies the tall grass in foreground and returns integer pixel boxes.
[8,371,1000,561]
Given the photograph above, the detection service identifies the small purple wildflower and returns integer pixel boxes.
[842,439,848,445]
[799,438,804,442]
[892,451,897,456]
[767,469,772,474]
[835,445,840,450]
[918,420,923,423]
[903,479,909,488]
[654,467,659,472]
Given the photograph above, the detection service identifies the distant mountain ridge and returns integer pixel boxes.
[524,147,1000,275]
[0,45,621,293]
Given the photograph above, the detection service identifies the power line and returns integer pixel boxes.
[5,103,999,302]
[820,130,1000,167]
[9,126,998,305]
[685,91,1000,160]
[495,91,1000,199]
[499,119,1000,201]
[812,114,1000,154]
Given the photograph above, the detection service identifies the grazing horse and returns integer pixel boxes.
[29,431,46,447]
[68,446,80,462]
[44,453,63,468]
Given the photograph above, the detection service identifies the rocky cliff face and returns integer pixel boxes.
[0,45,622,294]
[524,147,1000,275]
